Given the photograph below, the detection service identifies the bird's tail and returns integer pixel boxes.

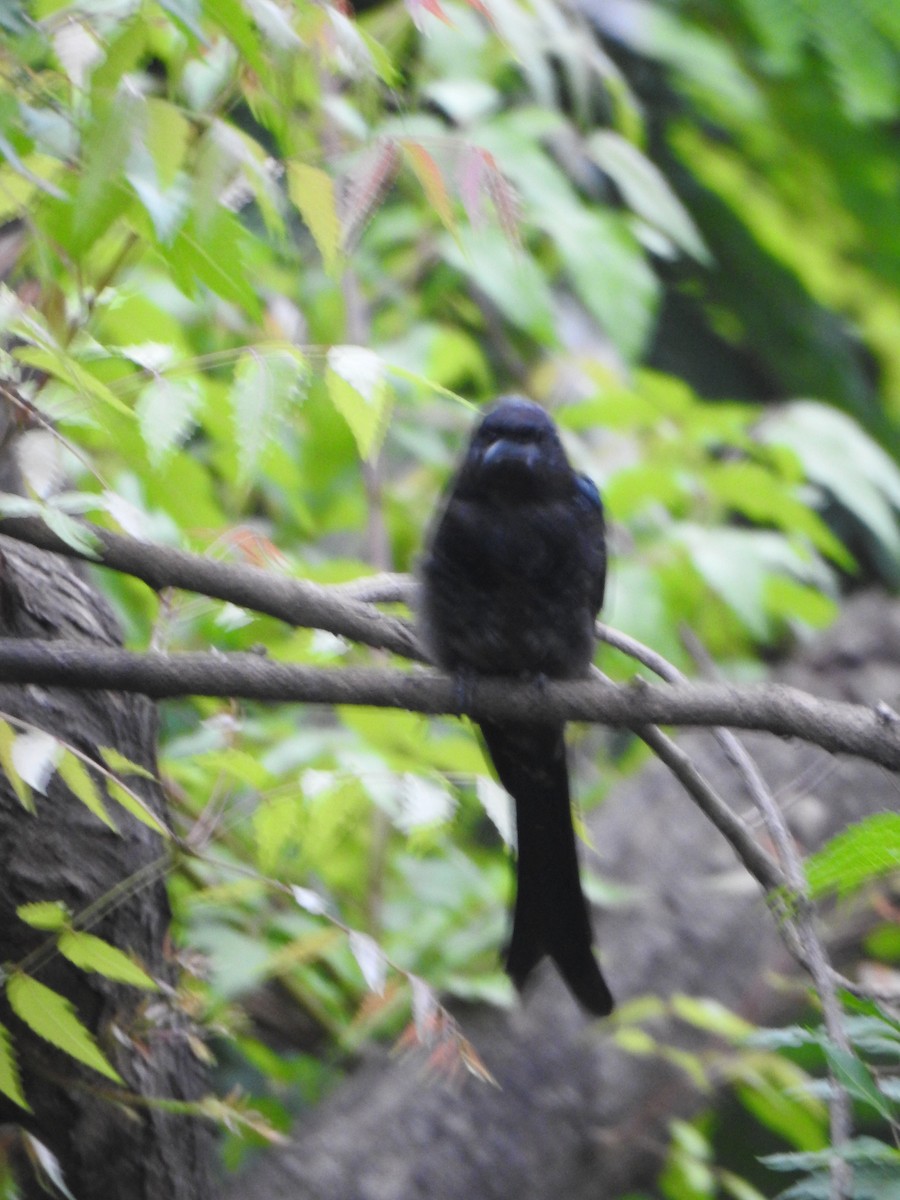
[479,721,614,1016]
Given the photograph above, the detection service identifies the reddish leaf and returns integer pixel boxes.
[456,144,488,231]
[404,0,453,30]
[403,142,456,235]
[483,151,521,245]
[340,138,400,250]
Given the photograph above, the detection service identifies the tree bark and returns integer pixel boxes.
[0,535,215,1200]
[224,591,900,1200]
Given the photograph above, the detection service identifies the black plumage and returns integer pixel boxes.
[419,396,613,1015]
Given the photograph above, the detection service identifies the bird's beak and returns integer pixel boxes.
[482,438,540,472]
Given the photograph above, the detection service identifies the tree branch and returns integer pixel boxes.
[0,638,897,770]
[0,517,423,660]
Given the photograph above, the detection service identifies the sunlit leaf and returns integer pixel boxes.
[287,162,342,274]
[16,901,69,931]
[6,974,123,1082]
[57,751,116,830]
[0,1022,29,1111]
[58,930,157,989]
[106,781,167,834]
[805,813,900,899]
[136,375,204,468]
[98,747,155,781]
[326,345,392,460]
[230,347,307,483]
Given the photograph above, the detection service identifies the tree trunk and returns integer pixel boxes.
[0,535,215,1200]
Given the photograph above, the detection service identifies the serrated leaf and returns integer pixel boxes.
[17,901,69,931]
[340,139,400,250]
[231,347,307,483]
[98,747,155,780]
[0,718,33,811]
[806,813,900,899]
[403,142,456,235]
[136,375,204,468]
[58,930,156,989]
[325,345,392,460]
[106,780,167,834]
[287,162,342,273]
[57,751,116,830]
[70,94,138,254]
[0,1021,29,1111]
[6,973,122,1082]
[348,929,387,995]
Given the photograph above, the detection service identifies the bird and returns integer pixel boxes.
[419,395,613,1016]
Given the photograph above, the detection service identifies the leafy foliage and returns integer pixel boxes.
[0,0,898,1193]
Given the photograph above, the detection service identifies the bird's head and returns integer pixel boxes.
[458,396,572,501]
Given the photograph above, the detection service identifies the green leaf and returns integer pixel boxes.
[326,345,392,461]
[670,994,755,1040]
[98,747,155,780]
[203,0,266,74]
[13,345,132,416]
[821,1044,894,1120]
[764,402,900,578]
[231,347,307,483]
[0,1021,29,1111]
[17,901,69,931]
[586,130,710,262]
[145,98,191,190]
[441,226,557,344]
[68,95,138,255]
[38,507,101,559]
[676,525,828,639]
[58,930,157,989]
[806,813,900,899]
[5,973,123,1082]
[136,375,204,468]
[57,751,116,830]
[167,210,261,314]
[106,780,167,835]
[703,460,854,568]
[0,717,33,812]
[287,162,342,274]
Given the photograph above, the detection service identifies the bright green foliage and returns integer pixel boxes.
[806,813,900,900]
[0,0,899,1192]
[57,930,157,989]
[0,1022,29,1112]
[5,974,122,1084]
